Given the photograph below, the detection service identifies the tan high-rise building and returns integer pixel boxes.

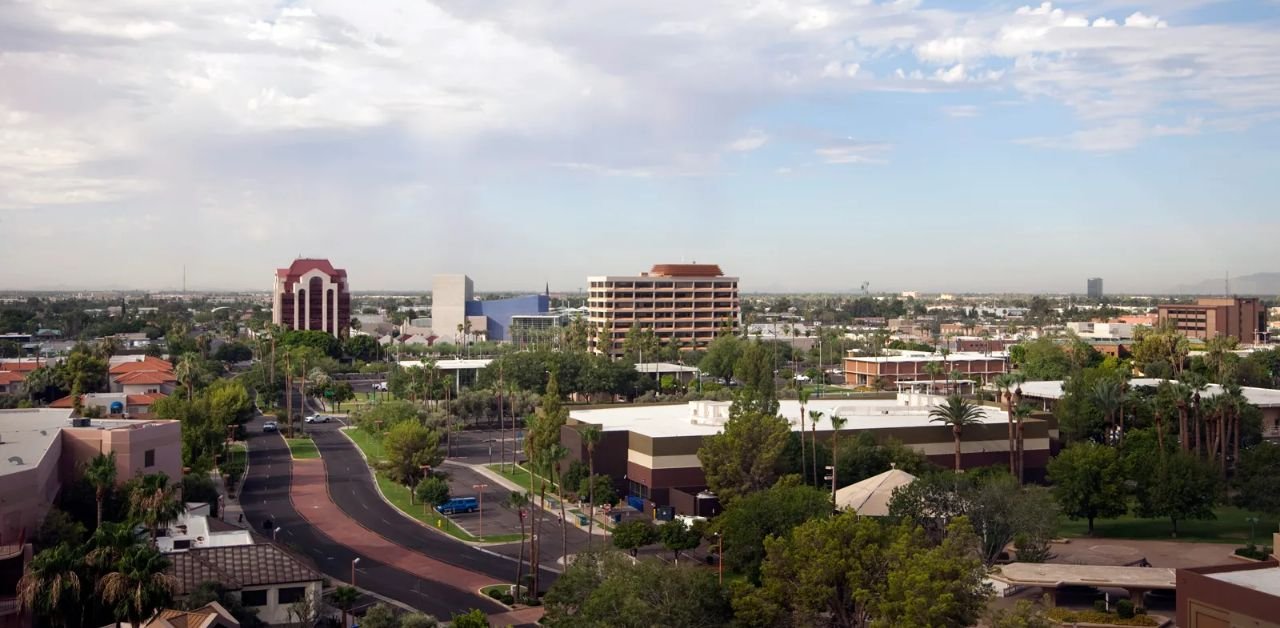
[588,264,740,356]
[1157,297,1267,342]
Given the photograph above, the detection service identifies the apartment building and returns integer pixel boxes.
[271,259,351,338]
[1157,297,1267,342]
[587,264,740,356]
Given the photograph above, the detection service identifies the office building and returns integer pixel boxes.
[1157,297,1267,342]
[587,264,740,356]
[562,395,1054,516]
[431,274,550,343]
[272,259,351,338]
[1087,277,1104,300]
[843,351,1009,388]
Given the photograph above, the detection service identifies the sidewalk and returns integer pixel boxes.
[212,449,250,529]
[462,461,611,537]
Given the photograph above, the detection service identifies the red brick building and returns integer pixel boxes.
[843,352,1009,388]
[272,259,351,338]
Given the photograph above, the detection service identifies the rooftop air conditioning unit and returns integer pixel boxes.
[70,418,91,428]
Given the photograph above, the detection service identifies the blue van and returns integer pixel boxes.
[436,497,479,515]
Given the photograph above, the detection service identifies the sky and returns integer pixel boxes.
[2,0,1279,294]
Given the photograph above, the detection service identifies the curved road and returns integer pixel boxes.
[239,416,508,619]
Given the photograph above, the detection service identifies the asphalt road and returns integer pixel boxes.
[239,416,507,619]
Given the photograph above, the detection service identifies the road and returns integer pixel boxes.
[238,415,508,619]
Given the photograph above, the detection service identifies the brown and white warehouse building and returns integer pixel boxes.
[562,394,1054,516]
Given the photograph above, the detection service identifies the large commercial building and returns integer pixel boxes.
[1087,277,1104,300]
[272,259,351,338]
[843,351,1009,389]
[562,394,1053,517]
[587,264,740,356]
[1157,297,1267,342]
[431,274,550,343]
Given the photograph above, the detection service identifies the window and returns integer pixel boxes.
[241,590,267,607]
[172,539,191,550]
[144,449,155,467]
[277,587,307,604]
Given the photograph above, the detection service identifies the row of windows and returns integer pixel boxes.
[589,281,737,289]
[589,292,738,299]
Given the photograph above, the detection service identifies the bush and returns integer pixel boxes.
[1093,600,1108,613]
[1116,599,1134,619]
[499,592,514,605]
[1234,544,1273,560]
[1047,607,1158,627]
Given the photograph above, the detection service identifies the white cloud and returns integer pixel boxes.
[815,140,891,164]
[1092,17,1118,28]
[727,130,769,152]
[1124,12,1169,29]
[941,105,980,118]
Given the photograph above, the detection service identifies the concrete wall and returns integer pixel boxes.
[61,421,182,482]
[1177,561,1280,628]
[0,436,61,545]
[432,275,473,344]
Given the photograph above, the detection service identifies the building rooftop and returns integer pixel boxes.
[845,351,1009,363]
[993,562,1176,590]
[0,409,167,476]
[167,544,322,595]
[1207,566,1280,597]
[1017,379,1280,408]
[634,363,701,374]
[569,394,1011,438]
[397,359,493,371]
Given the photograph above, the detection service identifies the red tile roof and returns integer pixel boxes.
[114,371,177,385]
[49,395,76,408]
[0,371,25,385]
[0,361,42,373]
[109,357,173,375]
[127,393,167,406]
[275,258,347,280]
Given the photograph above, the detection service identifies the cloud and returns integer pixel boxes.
[815,140,891,164]
[1124,12,1169,29]
[727,130,769,152]
[941,105,980,118]
[1018,117,1201,151]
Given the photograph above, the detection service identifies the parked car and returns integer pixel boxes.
[373,382,389,392]
[304,414,330,424]
[436,497,479,515]
[263,420,278,433]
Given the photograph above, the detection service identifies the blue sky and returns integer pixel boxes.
[1,0,1278,293]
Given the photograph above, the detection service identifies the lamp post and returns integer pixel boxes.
[351,557,361,586]
[473,483,489,538]
[1246,516,1260,548]
[272,526,281,541]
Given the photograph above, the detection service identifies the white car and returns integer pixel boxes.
[373,382,389,392]
[304,414,330,424]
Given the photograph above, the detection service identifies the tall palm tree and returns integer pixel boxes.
[1090,378,1125,443]
[1010,404,1034,483]
[174,354,197,402]
[923,361,945,395]
[128,474,182,539]
[17,544,85,628]
[98,545,176,627]
[1171,381,1191,452]
[808,410,824,486]
[84,451,118,528]
[929,394,985,473]
[828,414,848,501]
[85,521,145,572]
[330,585,360,628]
[797,389,810,485]
[1222,383,1247,474]
[581,425,602,549]
[549,444,570,560]
[508,490,531,600]
[993,374,1016,475]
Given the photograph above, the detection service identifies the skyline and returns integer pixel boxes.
[2,1,1280,293]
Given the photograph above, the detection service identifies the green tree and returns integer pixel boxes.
[1012,336,1072,380]
[735,514,990,628]
[986,599,1053,628]
[1046,442,1128,535]
[98,545,176,627]
[17,543,85,628]
[414,476,451,510]
[658,520,703,563]
[507,490,531,601]
[733,342,778,415]
[700,334,743,383]
[382,421,443,486]
[127,473,183,538]
[83,452,117,532]
[697,400,791,506]
[345,335,381,361]
[543,550,732,628]
[1131,322,1189,377]
[1233,442,1280,516]
[1134,449,1219,537]
[448,609,489,628]
[360,603,399,628]
[581,425,603,548]
[611,519,659,557]
[329,586,361,628]
[34,508,86,551]
[714,482,832,583]
[929,395,985,472]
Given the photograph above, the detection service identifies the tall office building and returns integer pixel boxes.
[1158,297,1267,342]
[588,264,740,356]
[272,259,351,338]
[1087,277,1104,300]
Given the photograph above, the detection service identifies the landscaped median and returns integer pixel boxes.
[286,437,320,459]
[341,426,522,544]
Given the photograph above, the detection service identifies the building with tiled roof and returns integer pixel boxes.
[587,263,740,356]
[136,602,240,628]
[109,358,177,396]
[109,356,174,375]
[48,391,167,415]
[272,258,351,338]
[168,544,323,625]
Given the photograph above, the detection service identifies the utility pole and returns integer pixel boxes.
[473,483,489,538]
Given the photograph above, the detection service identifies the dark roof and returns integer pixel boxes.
[276,258,347,280]
[167,544,322,595]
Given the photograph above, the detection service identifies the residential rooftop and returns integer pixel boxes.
[0,408,170,476]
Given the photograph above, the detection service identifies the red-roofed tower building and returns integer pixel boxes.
[588,263,740,356]
[272,259,351,338]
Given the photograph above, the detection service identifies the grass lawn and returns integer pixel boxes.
[1058,505,1279,544]
[344,427,386,463]
[286,438,320,459]
[488,463,560,495]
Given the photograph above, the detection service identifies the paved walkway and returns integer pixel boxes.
[290,459,499,595]
[488,607,545,626]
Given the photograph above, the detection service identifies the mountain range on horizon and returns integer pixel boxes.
[1168,272,1280,296]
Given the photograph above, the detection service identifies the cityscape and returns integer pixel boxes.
[4,2,1280,628]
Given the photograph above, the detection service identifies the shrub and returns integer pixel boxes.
[1093,600,1108,613]
[1116,599,1135,619]
[499,593,514,605]
[1047,608,1159,627]
[1234,544,1273,560]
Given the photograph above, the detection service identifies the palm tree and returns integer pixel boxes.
[923,361,945,395]
[808,410,824,486]
[84,451,118,528]
[797,389,810,485]
[549,444,570,560]
[929,395,985,473]
[993,374,1016,475]
[1222,383,1247,474]
[507,490,531,600]
[98,545,176,627]
[581,426,602,549]
[17,544,85,628]
[128,474,182,539]
[1172,381,1192,452]
[330,585,360,628]
[174,353,197,402]
[1010,404,1034,483]
[85,521,144,572]
[828,414,848,501]
[1090,378,1125,443]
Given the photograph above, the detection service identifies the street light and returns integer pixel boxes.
[351,557,361,586]
[473,483,489,538]
[272,526,281,541]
